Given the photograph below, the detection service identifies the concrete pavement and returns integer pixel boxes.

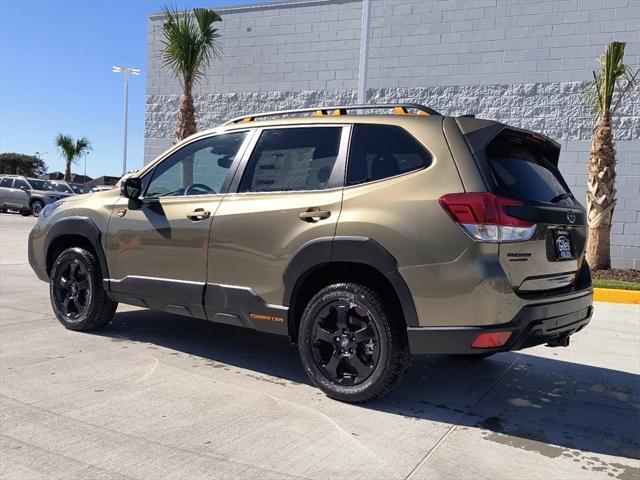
[1,213,638,480]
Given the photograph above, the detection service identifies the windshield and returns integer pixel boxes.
[27,179,54,191]
[51,182,73,193]
[486,131,571,204]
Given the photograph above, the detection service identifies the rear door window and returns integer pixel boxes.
[0,177,12,187]
[13,178,29,190]
[486,131,570,203]
[238,127,342,193]
[347,124,432,186]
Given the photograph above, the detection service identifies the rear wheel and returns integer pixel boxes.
[20,208,30,216]
[30,200,43,217]
[298,283,409,403]
[50,247,117,331]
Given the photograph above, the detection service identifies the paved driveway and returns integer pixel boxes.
[1,213,638,480]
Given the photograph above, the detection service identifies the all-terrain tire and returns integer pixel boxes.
[49,247,117,331]
[298,283,409,403]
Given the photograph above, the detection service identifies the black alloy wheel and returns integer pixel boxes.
[310,302,380,386]
[299,283,409,403]
[50,247,117,331]
[53,258,91,323]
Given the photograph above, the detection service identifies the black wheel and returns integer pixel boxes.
[299,283,409,403]
[30,200,43,217]
[20,208,30,216]
[50,247,117,331]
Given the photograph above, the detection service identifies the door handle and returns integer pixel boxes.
[298,208,331,223]
[186,208,211,221]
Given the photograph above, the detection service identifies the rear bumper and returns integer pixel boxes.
[407,288,593,355]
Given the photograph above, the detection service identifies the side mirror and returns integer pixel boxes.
[121,177,142,199]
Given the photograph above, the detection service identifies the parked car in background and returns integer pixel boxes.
[50,180,92,195]
[0,175,72,216]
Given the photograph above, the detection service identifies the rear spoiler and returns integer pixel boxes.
[455,117,560,166]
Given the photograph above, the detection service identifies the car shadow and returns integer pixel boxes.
[97,308,639,462]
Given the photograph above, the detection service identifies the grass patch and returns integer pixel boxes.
[593,279,640,291]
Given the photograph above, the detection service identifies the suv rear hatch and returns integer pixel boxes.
[450,120,588,294]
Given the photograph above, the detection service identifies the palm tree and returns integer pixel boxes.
[585,42,638,270]
[161,6,222,142]
[55,134,92,182]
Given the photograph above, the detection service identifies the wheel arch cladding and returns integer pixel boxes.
[283,236,419,340]
[44,217,109,279]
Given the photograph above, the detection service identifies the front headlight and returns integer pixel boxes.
[39,200,62,220]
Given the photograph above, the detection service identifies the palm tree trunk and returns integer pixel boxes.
[176,84,197,141]
[64,161,72,182]
[585,110,616,270]
[176,84,197,186]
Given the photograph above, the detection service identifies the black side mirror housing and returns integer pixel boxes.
[121,177,142,199]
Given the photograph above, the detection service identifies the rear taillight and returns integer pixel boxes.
[471,331,513,349]
[439,192,536,243]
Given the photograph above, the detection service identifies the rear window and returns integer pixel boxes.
[486,131,570,203]
[347,124,432,186]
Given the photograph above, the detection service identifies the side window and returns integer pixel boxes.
[13,178,29,190]
[238,127,342,193]
[0,177,13,187]
[347,124,432,186]
[145,132,247,198]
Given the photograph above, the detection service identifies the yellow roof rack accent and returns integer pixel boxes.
[222,104,441,126]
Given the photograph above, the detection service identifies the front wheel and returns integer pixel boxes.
[30,200,43,217]
[298,283,409,403]
[50,247,117,331]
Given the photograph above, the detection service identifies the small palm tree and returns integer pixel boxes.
[161,6,222,141]
[585,42,638,270]
[55,134,92,182]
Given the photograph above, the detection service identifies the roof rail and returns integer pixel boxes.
[222,103,441,125]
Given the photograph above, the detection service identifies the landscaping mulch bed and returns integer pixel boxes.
[591,268,640,284]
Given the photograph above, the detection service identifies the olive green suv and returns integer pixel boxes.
[28,104,593,402]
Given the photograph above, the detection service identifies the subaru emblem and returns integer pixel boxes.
[567,211,576,224]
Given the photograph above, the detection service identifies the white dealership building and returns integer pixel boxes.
[145,0,640,268]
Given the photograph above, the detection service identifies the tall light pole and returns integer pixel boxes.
[112,66,140,175]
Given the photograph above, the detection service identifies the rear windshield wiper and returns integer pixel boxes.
[550,192,573,203]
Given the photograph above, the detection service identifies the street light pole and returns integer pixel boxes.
[112,66,140,176]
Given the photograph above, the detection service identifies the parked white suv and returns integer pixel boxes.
[0,175,71,216]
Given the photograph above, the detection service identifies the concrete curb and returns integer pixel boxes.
[593,288,640,305]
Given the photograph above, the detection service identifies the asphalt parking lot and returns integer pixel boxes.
[0,213,638,480]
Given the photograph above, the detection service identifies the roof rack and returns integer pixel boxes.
[222,103,441,125]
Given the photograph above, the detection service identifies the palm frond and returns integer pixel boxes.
[55,133,76,163]
[587,41,638,118]
[161,5,222,89]
[55,134,91,166]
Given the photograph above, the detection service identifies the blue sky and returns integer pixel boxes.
[0,0,266,179]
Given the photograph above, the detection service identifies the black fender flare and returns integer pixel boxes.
[283,236,420,335]
[44,216,110,280]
